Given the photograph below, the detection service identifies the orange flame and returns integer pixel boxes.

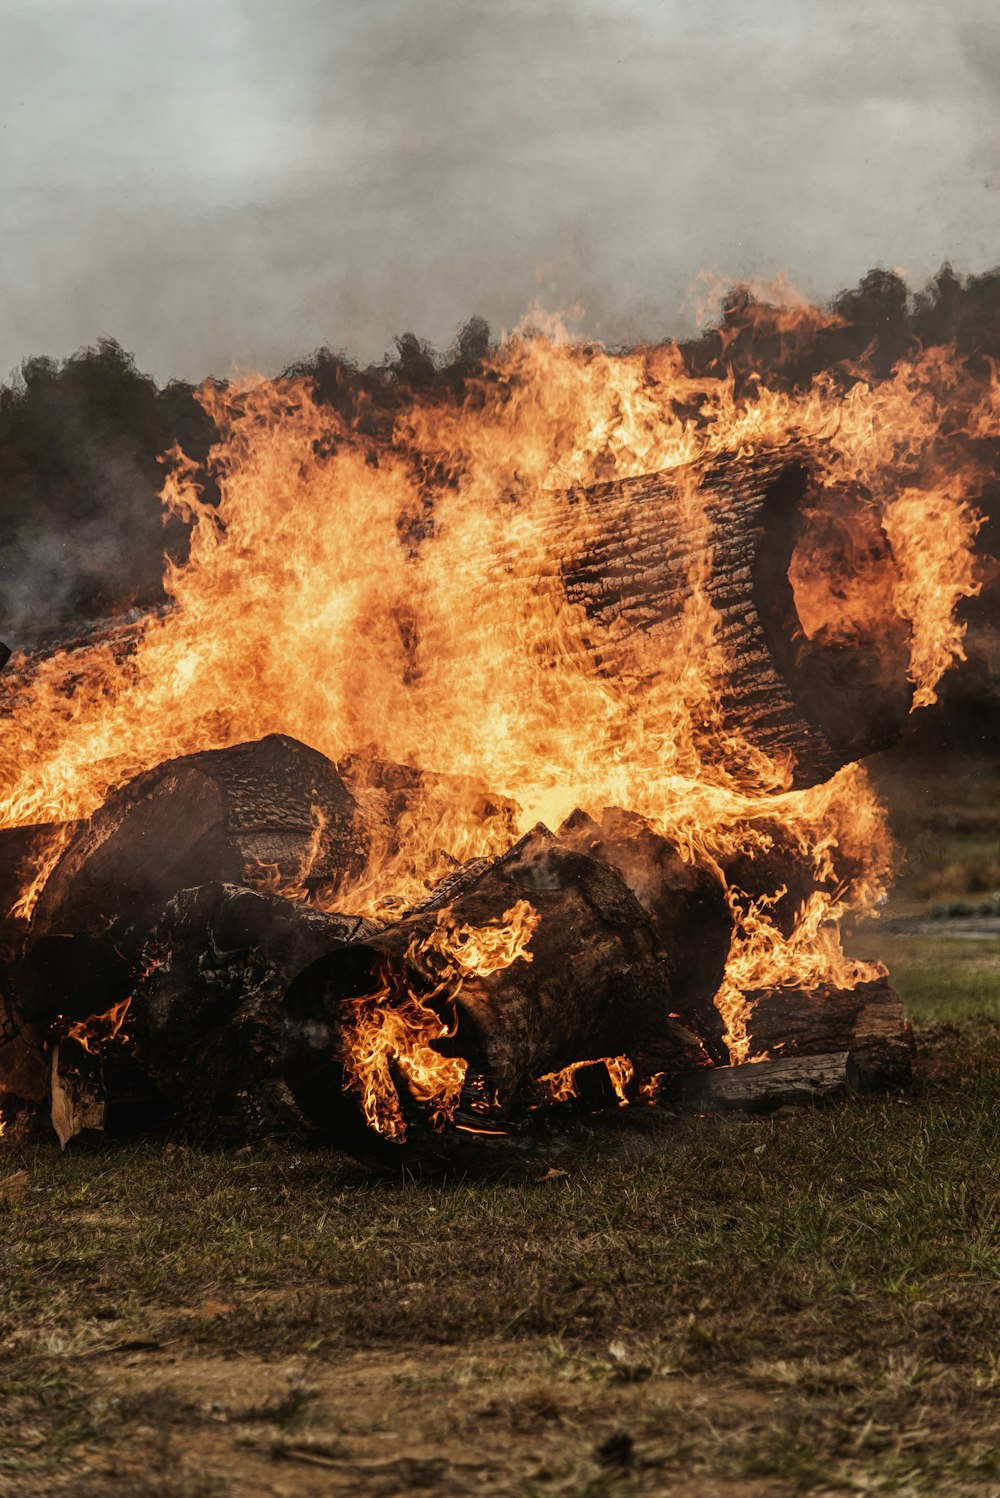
[342,900,539,1141]
[61,995,132,1056]
[0,309,988,1124]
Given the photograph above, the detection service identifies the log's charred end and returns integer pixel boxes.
[0,641,10,674]
[9,931,133,1025]
[282,939,402,1162]
[753,462,914,778]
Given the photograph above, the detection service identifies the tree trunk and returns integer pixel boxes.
[283,826,717,1165]
[552,450,913,787]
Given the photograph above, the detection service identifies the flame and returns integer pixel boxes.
[61,995,132,1056]
[8,825,73,925]
[0,296,988,1131]
[342,901,539,1141]
[535,1055,636,1108]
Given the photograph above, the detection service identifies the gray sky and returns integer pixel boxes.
[3,0,999,382]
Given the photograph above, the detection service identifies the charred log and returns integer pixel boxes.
[129,883,377,1142]
[283,826,716,1165]
[17,735,366,1023]
[0,986,47,1109]
[559,806,732,1062]
[667,1051,860,1113]
[744,975,913,1088]
[554,451,913,787]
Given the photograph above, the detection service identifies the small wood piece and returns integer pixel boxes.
[744,975,913,1088]
[667,1051,859,1113]
[50,1041,105,1148]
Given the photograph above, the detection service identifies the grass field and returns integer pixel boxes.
[1,998,998,1495]
[1,746,998,1497]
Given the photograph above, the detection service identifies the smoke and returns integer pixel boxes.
[0,340,214,647]
[3,1,1000,381]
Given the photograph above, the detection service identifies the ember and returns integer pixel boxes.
[0,308,988,1163]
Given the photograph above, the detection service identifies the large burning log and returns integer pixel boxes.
[11,735,367,1025]
[558,806,732,1063]
[554,451,913,787]
[282,826,716,1165]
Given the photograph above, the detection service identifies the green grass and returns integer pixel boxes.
[849,933,1000,1021]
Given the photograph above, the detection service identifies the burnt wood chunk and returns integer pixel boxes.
[130,883,378,1142]
[744,975,913,1088]
[559,806,732,1062]
[553,451,913,787]
[283,826,718,1164]
[19,735,367,1022]
[0,989,47,1107]
[668,1051,859,1113]
[49,1041,106,1148]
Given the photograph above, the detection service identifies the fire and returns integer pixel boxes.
[536,1056,636,1108]
[61,995,132,1056]
[342,901,539,1141]
[8,825,72,925]
[0,290,989,1134]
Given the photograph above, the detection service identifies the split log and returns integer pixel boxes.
[744,975,913,1088]
[552,450,913,787]
[558,806,732,1062]
[14,735,367,1024]
[667,1051,859,1113]
[128,883,378,1142]
[49,1041,106,1148]
[283,826,716,1164]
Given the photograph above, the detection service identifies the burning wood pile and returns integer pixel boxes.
[0,332,987,1166]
